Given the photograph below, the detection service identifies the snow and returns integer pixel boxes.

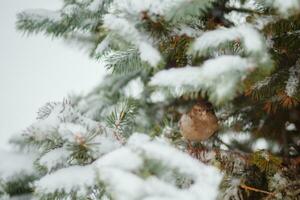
[0,150,35,180]
[17,100,122,169]
[58,122,121,157]
[150,55,251,102]
[150,56,250,88]
[59,122,87,135]
[150,90,167,103]
[39,148,70,171]
[94,134,122,155]
[110,0,213,21]
[21,9,62,22]
[251,77,272,90]
[98,168,147,200]
[200,55,250,77]
[270,0,300,16]
[285,64,300,97]
[225,0,263,26]
[219,131,251,145]
[62,4,79,16]
[238,25,264,53]
[103,14,161,67]
[144,177,193,200]
[35,165,96,196]
[34,102,97,134]
[192,25,265,56]
[102,14,139,41]
[127,133,151,145]
[6,194,33,200]
[94,36,111,55]
[110,0,186,17]
[285,122,296,131]
[173,25,202,37]
[127,133,222,200]
[123,77,144,99]
[96,147,143,171]
[161,126,174,138]
[139,42,161,67]
[192,27,240,53]
[24,102,105,147]
[29,103,67,136]
[20,130,221,199]
[221,113,243,128]
[87,0,104,12]
[58,122,88,143]
[100,49,134,71]
[252,138,268,150]
[150,66,202,92]
[96,133,222,199]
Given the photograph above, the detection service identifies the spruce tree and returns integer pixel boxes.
[1,0,300,199]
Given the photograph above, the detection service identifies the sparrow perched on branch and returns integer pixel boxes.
[179,101,219,141]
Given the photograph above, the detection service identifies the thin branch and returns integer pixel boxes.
[240,184,275,196]
[225,7,264,15]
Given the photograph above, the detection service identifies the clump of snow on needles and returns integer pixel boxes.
[87,0,104,12]
[95,133,222,200]
[39,148,70,171]
[35,165,95,196]
[139,42,162,67]
[110,0,186,17]
[22,9,62,22]
[123,77,144,99]
[268,0,300,17]
[103,14,161,67]
[110,0,212,21]
[96,147,143,171]
[34,133,222,200]
[285,63,300,97]
[150,90,167,103]
[130,133,222,199]
[0,150,36,180]
[191,24,265,56]
[150,55,251,103]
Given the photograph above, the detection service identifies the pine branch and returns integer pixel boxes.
[106,100,137,142]
[189,147,299,174]
[225,7,264,15]
[99,49,150,75]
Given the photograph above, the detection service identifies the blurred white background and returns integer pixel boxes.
[0,0,105,148]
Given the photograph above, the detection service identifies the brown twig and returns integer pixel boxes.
[240,184,275,196]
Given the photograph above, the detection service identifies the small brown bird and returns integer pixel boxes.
[179,101,219,141]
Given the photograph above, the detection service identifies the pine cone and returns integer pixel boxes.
[179,101,219,141]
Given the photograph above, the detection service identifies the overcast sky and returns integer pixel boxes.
[0,0,105,148]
